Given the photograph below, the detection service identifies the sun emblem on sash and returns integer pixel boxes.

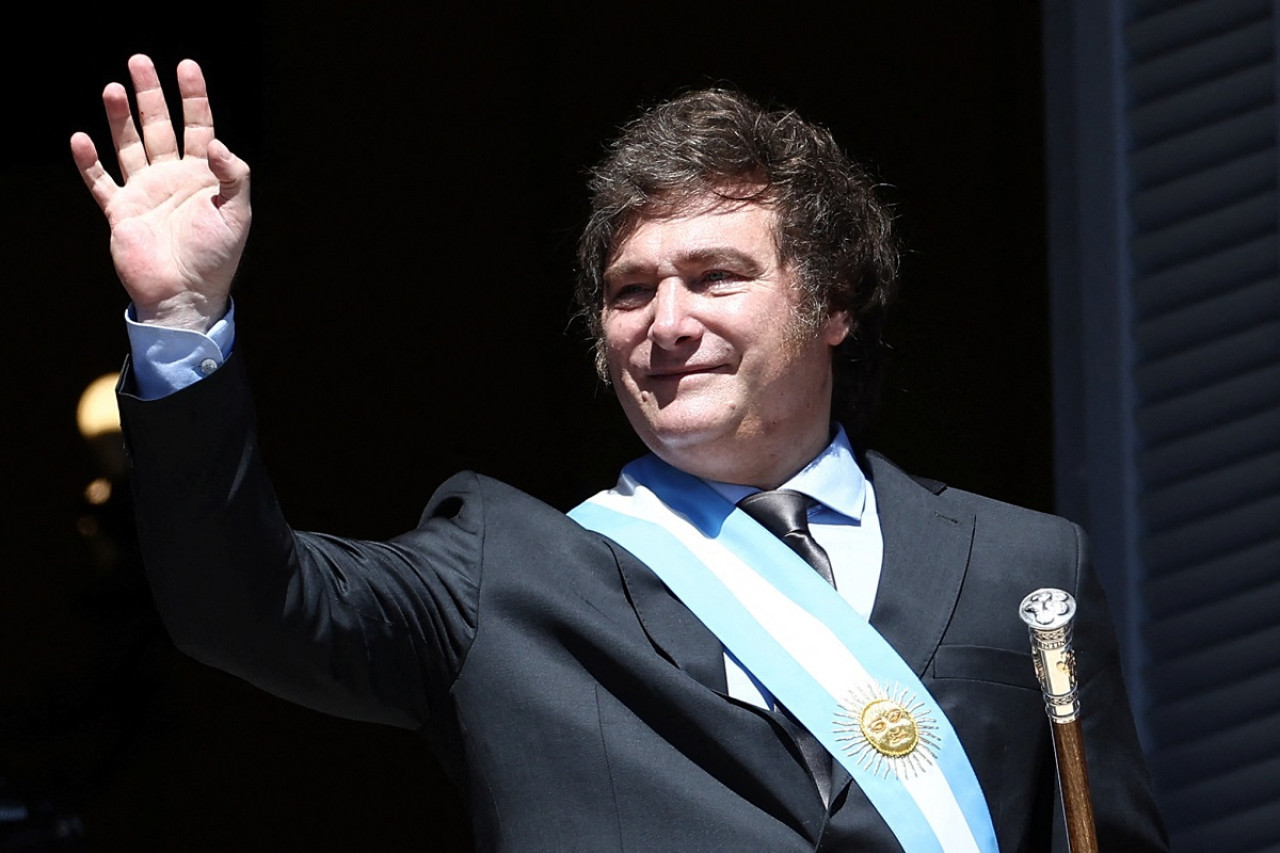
[834,684,941,778]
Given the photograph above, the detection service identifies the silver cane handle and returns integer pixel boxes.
[1019,588,1080,723]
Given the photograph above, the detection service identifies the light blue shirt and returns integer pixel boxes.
[125,308,884,709]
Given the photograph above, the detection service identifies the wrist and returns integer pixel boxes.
[134,294,229,333]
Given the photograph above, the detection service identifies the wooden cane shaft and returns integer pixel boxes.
[1052,718,1099,853]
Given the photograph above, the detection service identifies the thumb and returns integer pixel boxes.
[207,138,252,210]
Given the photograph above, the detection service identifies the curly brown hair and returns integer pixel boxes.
[575,88,899,436]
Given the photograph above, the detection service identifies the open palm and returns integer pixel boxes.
[71,55,250,331]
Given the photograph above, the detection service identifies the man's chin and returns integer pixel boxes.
[636,422,742,471]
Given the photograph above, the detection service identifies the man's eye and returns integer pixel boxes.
[702,270,742,285]
[608,284,651,306]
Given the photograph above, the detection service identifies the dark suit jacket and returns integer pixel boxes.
[118,353,1167,851]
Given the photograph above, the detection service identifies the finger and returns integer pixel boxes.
[177,59,214,159]
[103,82,147,181]
[128,54,180,163]
[208,138,252,222]
[69,132,121,212]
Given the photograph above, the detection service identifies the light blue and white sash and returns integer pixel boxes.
[570,455,997,853]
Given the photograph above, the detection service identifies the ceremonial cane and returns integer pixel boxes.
[1020,589,1099,853]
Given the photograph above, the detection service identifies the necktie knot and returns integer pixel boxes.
[736,489,813,540]
[736,488,836,589]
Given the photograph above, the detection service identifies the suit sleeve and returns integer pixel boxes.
[116,351,481,730]
[1056,521,1169,852]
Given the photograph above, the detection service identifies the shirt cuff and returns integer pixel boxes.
[125,302,237,400]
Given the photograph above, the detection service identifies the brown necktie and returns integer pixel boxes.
[736,489,835,806]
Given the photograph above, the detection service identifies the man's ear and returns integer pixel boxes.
[823,310,853,346]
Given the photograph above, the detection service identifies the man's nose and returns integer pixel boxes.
[648,280,701,348]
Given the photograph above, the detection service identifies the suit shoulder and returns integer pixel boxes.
[864,451,1083,554]
[942,484,1079,539]
[420,470,564,524]
[418,470,612,565]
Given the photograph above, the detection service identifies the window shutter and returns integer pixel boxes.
[1127,3,1280,849]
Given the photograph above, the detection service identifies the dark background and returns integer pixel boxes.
[2,2,1047,849]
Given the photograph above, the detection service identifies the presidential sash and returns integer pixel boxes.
[570,454,997,853]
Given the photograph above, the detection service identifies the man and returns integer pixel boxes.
[72,56,1167,851]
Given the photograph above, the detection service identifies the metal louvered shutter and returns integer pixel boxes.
[1046,1,1280,850]
[1128,2,1280,850]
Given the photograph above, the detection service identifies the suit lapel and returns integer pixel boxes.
[605,538,828,837]
[864,451,975,676]
[613,542,730,694]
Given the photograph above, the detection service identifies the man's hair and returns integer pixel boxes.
[575,87,899,436]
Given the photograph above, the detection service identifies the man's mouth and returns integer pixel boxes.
[647,364,725,379]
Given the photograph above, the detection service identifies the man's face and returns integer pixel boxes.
[601,197,850,487]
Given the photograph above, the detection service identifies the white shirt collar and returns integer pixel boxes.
[703,425,867,522]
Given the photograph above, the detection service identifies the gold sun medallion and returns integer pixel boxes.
[835,684,941,778]
[859,698,919,757]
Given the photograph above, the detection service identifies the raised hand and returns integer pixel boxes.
[71,55,251,331]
